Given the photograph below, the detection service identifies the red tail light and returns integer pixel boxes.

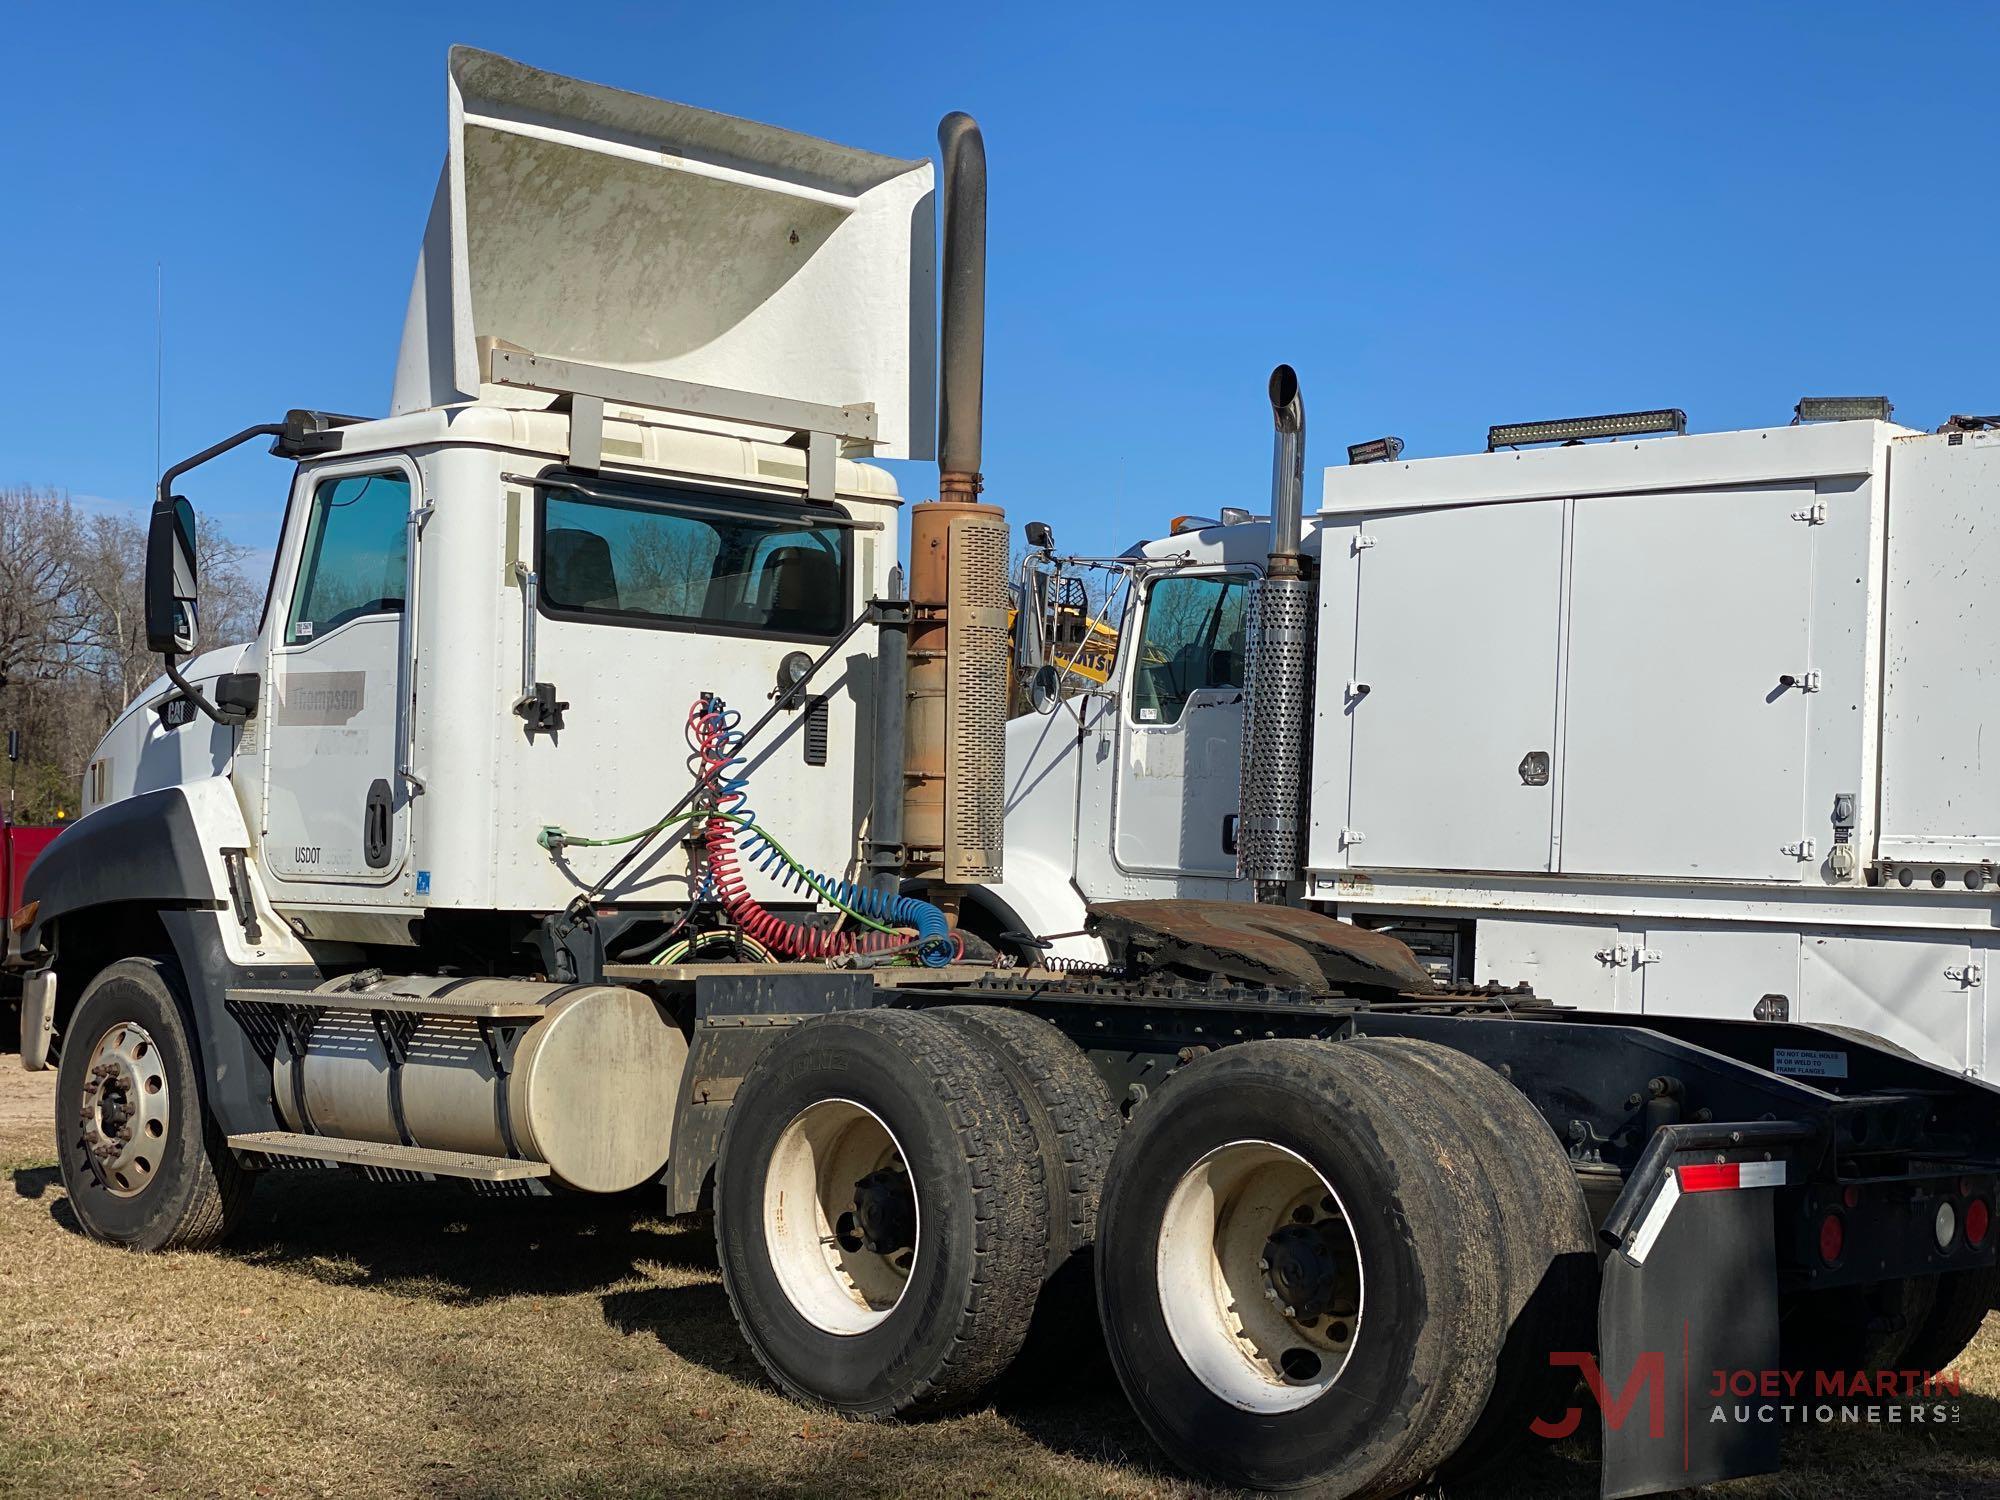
[1818,1212,1845,1266]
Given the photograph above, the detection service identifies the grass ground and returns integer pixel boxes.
[2,1061,1997,1498]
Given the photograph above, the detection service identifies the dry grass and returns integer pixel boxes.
[2,1062,1997,1499]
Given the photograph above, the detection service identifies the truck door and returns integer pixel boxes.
[262,464,416,885]
[1111,572,1250,877]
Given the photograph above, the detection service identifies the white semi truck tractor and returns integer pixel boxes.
[10,49,1999,1500]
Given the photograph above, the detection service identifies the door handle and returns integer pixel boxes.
[363,778,393,869]
[1222,813,1239,856]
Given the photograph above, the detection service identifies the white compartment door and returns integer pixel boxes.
[1879,434,2000,866]
[1800,934,1981,1076]
[1561,487,1815,881]
[1637,925,1801,1023]
[1344,500,1565,872]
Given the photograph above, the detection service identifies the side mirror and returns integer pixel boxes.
[1027,663,1062,714]
[1013,554,1048,675]
[145,495,199,655]
[1024,520,1054,552]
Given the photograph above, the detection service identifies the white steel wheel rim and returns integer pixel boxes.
[1156,1139,1364,1413]
[76,1020,172,1198]
[763,1098,920,1335]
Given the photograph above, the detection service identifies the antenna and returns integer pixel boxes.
[154,262,164,482]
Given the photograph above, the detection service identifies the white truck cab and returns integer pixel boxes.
[89,404,904,943]
[63,45,935,971]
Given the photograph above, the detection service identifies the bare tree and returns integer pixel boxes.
[0,488,92,694]
[0,487,263,822]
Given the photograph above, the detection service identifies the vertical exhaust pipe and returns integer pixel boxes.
[1267,364,1305,574]
[1238,365,1316,900]
[902,113,1009,913]
[936,111,986,499]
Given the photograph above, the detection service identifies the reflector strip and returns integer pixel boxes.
[1627,1174,1682,1265]
[1628,1159,1788,1265]
[1678,1160,1786,1193]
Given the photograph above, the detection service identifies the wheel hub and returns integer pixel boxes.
[76,1022,170,1198]
[1157,1139,1366,1413]
[843,1165,916,1256]
[1263,1219,1354,1323]
[764,1098,921,1335]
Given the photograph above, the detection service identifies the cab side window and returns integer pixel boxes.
[1130,574,1248,726]
[286,474,410,645]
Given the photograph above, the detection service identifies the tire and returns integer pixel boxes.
[54,957,252,1251]
[1900,1264,2000,1374]
[1349,1037,1597,1476]
[929,1005,1118,1273]
[1784,1274,1939,1375]
[1095,1039,1508,1497]
[714,1008,1048,1417]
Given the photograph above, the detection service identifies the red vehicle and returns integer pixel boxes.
[4,822,60,918]
[3,821,60,1046]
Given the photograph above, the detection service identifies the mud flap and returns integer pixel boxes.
[1598,1181,1780,1499]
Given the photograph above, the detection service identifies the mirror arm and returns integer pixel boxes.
[152,421,286,728]
[161,652,247,727]
[157,422,287,506]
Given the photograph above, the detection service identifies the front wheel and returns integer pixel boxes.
[54,957,252,1251]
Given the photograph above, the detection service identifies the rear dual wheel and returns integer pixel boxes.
[1096,1037,1590,1496]
[714,1007,1052,1416]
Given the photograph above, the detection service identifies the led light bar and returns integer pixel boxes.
[1347,436,1405,465]
[1794,395,1893,424]
[1487,408,1687,451]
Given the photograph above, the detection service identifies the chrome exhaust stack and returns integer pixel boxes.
[1239,365,1316,900]
[1267,364,1306,575]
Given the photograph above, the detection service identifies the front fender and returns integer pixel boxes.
[19,780,315,1130]
[972,851,1107,963]
[20,788,212,952]
[21,779,309,968]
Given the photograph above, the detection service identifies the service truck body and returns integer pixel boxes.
[997,419,2000,1078]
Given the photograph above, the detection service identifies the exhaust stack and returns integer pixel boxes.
[1267,364,1306,574]
[902,113,1009,911]
[1238,365,1316,900]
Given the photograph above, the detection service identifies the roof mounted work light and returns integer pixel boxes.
[1487,408,1686,451]
[1347,436,1405,465]
[1794,395,1893,424]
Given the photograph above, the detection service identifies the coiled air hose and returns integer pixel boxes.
[688,694,953,965]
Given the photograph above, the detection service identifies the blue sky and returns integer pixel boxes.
[4,3,1994,561]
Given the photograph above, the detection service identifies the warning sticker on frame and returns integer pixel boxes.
[1773,1047,1849,1080]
